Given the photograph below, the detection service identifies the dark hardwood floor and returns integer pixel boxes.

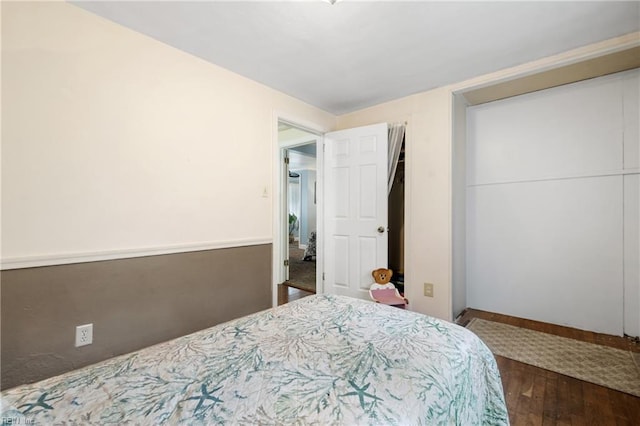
[277,283,313,306]
[459,309,640,425]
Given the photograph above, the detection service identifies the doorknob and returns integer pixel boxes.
[377,226,385,234]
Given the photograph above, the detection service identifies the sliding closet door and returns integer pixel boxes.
[466,69,639,336]
[623,72,640,338]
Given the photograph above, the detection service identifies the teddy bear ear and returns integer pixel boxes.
[389,269,393,277]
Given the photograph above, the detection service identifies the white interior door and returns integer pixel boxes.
[323,123,388,300]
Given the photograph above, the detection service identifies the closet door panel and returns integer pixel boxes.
[467,74,624,186]
[623,70,639,170]
[624,174,639,337]
[467,175,623,335]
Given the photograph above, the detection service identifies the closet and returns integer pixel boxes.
[388,139,405,291]
[464,69,639,336]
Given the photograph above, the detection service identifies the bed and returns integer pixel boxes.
[1,295,508,424]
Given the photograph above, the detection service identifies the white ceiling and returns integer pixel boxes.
[73,1,639,115]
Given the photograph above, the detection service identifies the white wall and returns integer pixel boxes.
[1,2,335,268]
[466,70,639,335]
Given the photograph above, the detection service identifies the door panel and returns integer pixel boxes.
[324,123,388,300]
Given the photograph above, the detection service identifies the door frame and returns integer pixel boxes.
[272,112,328,307]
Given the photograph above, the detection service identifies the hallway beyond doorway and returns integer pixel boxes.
[283,243,315,293]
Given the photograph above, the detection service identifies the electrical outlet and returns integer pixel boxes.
[424,283,434,298]
[75,323,93,347]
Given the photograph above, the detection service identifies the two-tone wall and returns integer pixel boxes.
[1,246,271,390]
[1,2,334,389]
[3,0,637,391]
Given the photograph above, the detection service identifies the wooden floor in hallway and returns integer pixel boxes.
[277,284,313,306]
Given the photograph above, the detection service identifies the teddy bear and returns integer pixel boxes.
[370,268,408,308]
[372,268,393,285]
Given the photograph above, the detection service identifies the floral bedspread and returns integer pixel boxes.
[1,295,508,425]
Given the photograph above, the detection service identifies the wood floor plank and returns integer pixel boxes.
[504,368,524,412]
[513,412,543,426]
[529,374,547,421]
[566,376,585,418]
[542,375,558,424]
[515,368,535,415]
[614,417,635,426]
[277,284,313,305]
[569,414,586,426]
[611,390,640,422]
[555,376,572,424]
[585,384,615,420]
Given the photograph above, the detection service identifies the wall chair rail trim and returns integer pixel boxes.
[0,238,273,270]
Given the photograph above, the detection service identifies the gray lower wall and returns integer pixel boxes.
[0,244,272,390]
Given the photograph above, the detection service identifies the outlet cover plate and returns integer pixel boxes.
[424,283,434,297]
[75,323,93,347]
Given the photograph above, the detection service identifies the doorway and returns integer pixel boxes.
[273,119,407,307]
[277,121,321,302]
[286,144,317,293]
[388,136,405,294]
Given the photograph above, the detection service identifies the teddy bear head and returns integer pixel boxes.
[372,268,393,285]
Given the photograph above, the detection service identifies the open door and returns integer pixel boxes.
[323,123,388,300]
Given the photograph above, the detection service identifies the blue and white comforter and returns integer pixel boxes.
[1,295,508,425]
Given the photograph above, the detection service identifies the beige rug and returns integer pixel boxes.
[467,318,640,397]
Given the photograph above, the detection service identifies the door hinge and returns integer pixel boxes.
[284,259,289,267]
[322,272,325,281]
[284,157,289,164]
